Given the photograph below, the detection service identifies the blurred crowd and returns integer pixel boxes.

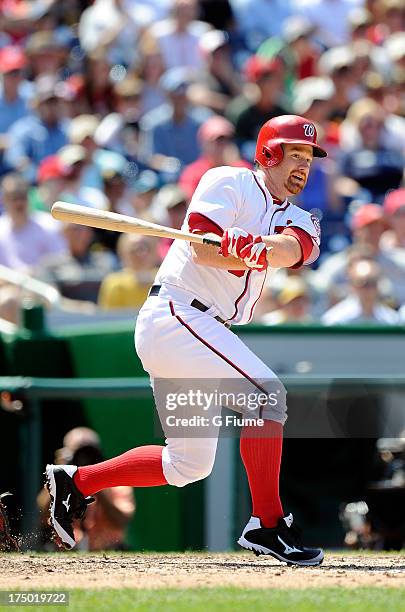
[0,0,404,326]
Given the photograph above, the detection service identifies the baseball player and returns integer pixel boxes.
[46,115,326,566]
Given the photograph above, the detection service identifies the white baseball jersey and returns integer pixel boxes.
[155,166,321,325]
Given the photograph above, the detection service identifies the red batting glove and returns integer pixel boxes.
[220,227,253,258]
[239,236,269,271]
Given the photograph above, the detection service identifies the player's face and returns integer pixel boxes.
[279,144,314,195]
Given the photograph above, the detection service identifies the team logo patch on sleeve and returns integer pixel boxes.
[311,214,321,237]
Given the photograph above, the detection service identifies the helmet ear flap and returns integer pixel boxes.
[261,144,283,167]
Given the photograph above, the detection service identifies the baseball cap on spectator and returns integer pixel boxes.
[68,115,100,145]
[37,155,68,183]
[351,204,384,230]
[96,150,128,180]
[0,46,26,73]
[243,55,282,82]
[156,184,188,211]
[58,144,86,168]
[133,170,160,194]
[293,77,335,114]
[26,31,64,56]
[278,278,308,306]
[383,189,405,216]
[319,46,355,76]
[198,116,235,143]
[159,67,193,94]
[114,76,144,99]
[199,30,228,56]
[282,15,316,44]
[33,75,63,103]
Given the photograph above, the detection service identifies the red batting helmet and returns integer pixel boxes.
[255,115,327,168]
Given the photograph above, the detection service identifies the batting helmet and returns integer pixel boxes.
[255,115,327,168]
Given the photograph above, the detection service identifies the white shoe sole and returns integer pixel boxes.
[45,465,76,550]
[237,534,324,566]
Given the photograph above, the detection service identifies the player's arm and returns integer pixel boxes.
[219,227,305,271]
[261,234,302,268]
[191,233,248,269]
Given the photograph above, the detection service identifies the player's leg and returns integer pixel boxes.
[45,300,221,548]
[155,299,323,565]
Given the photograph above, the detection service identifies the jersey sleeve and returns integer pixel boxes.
[185,167,241,233]
[283,207,321,266]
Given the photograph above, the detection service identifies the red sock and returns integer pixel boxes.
[73,445,167,497]
[240,420,284,528]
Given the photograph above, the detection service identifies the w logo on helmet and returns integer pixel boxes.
[303,123,315,138]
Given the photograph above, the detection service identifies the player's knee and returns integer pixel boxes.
[162,448,215,487]
[261,381,288,424]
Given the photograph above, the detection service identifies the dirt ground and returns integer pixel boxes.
[0,552,404,590]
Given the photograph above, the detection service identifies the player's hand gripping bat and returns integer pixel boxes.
[51,202,222,247]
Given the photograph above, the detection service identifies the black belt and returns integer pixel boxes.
[148,285,229,326]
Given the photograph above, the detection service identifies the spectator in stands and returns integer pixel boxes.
[28,155,69,214]
[25,31,67,80]
[315,204,405,308]
[135,45,166,115]
[57,144,109,211]
[37,427,135,551]
[261,277,313,325]
[231,0,291,49]
[339,98,404,202]
[322,259,399,325]
[5,75,68,182]
[291,0,364,47]
[318,46,358,122]
[0,46,30,136]
[140,67,209,175]
[131,170,161,217]
[179,115,250,199]
[96,150,133,215]
[0,173,66,271]
[227,56,286,156]
[153,183,188,259]
[113,76,145,124]
[57,74,91,119]
[280,15,319,82]
[82,49,115,117]
[68,114,103,191]
[38,223,117,303]
[188,30,242,113]
[145,0,210,71]
[78,0,147,69]
[98,234,158,310]
[381,188,405,251]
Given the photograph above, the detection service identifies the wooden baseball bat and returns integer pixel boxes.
[51,202,222,247]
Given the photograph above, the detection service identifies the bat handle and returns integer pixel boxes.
[202,236,222,247]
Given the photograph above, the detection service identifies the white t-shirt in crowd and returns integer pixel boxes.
[0,212,66,271]
[322,295,400,325]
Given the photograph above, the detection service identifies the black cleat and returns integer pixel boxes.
[238,514,324,566]
[45,464,94,550]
